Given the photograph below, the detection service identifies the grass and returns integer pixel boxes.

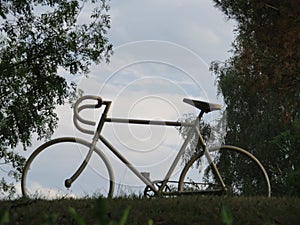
[0,196,300,225]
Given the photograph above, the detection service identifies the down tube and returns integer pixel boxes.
[99,135,157,191]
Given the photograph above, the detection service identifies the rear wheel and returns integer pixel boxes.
[21,137,114,199]
[178,145,271,197]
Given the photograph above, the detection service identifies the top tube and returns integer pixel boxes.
[105,117,193,127]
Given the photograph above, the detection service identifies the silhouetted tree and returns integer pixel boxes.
[211,0,300,195]
[0,0,112,197]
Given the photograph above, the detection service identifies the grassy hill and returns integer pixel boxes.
[1,196,300,225]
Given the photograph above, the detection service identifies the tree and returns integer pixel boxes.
[272,120,300,196]
[0,0,112,197]
[211,0,300,195]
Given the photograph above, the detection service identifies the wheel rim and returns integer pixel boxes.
[178,146,271,197]
[22,137,114,199]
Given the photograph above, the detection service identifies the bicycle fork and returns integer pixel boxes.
[64,101,112,189]
[64,137,98,188]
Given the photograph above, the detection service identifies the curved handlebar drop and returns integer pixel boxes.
[73,95,103,135]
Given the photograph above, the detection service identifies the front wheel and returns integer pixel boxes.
[22,137,114,199]
[178,145,271,197]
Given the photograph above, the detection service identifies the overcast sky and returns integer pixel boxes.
[108,0,234,63]
[13,0,237,198]
[75,0,236,120]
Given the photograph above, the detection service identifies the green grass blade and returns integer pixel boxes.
[0,209,9,225]
[221,205,233,225]
[118,207,130,225]
[69,207,86,225]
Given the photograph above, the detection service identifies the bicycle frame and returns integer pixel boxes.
[69,99,226,196]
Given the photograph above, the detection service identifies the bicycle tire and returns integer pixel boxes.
[178,145,271,197]
[21,137,114,199]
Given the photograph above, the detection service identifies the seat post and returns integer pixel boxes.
[198,110,205,121]
[194,110,207,151]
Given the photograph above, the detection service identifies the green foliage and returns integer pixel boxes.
[212,0,300,195]
[272,120,300,196]
[0,0,112,196]
[69,208,86,225]
[69,198,131,225]
[0,147,25,198]
[41,214,59,225]
[221,205,233,225]
[0,209,9,225]
[0,179,15,200]
[0,197,160,225]
[1,196,300,225]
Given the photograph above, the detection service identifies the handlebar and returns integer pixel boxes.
[73,95,103,135]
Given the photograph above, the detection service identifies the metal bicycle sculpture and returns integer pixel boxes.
[21,95,271,198]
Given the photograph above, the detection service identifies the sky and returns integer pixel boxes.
[3,0,237,198]
[108,0,234,63]
[74,0,235,128]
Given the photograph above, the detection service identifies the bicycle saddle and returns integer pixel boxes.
[183,98,222,113]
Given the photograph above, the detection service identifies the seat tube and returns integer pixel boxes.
[195,126,226,189]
